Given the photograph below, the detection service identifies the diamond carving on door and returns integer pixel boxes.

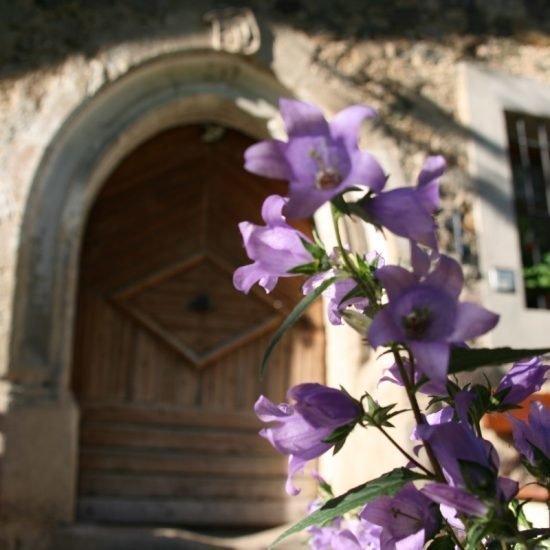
[72,125,325,527]
[115,255,281,368]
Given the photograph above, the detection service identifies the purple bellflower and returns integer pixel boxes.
[233,195,314,294]
[303,271,369,325]
[510,400,550,468]
[360,482,438,550]
[379,358,448,396]
[368,252,499,386]
[309,517,382,550]
[254,383,361,495]
[308,525,363,550]
[495,357,550,405]
[362,156,445,249]
[244,98,387,219]
[417,421,518,516]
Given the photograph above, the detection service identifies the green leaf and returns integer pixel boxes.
[448,347,550,375]
[520,528,550,544]
[338,283,367,305]
[287,262,320,275]
[322,423,355,445]
[331,195,353,217]
[260,277,337,377]
[269,468,425,548]
[299,237,326,261]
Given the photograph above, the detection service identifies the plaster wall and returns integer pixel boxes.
[4,6,550,382]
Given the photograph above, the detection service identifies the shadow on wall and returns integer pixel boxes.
[1,0,550,80]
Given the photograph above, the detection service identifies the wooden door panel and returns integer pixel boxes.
[77,496,312,527]
[73,125,325,527]
[80,473,316,500]
[80,424,273,454]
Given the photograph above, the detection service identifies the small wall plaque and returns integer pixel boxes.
[203,8,261,55]
[488,268,516,293]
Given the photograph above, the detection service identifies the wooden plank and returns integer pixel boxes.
[77,496,312,526]
[79,448,288,476]
[79,472,316,500]
[72,125,326,526]
[81,404,262,430]
[80,423,273,455]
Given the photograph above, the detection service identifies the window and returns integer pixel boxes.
[505,111,550,309]
[460,63,550,350]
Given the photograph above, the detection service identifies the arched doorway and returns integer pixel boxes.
[72,124,325,527]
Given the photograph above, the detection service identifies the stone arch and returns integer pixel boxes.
[11,50,292,398]
[4,50,293,523]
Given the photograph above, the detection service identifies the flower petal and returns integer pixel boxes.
[302,271,334,295]
[450,302,499,342]
[375,265,417,301]
[368,307,400,348]
[289,383,360,428]
[254,395,291,422]
[261,195,288,227]
[244,140,289,179]
[408,341,450,386]
[360,496,393,526]
[497,476,519,503]
[258,274,278,293]
[416,155,445,211]
[280,98,329,138]
[329,105,377,149]
[365,189,437,247]
[286,454,307,495]
[284,182,333,219]
[233,264,262,294]
[346,149,387,192]
[410,242,431,277]
[421,483,488,517]
[496,357,550,405]
[424,255,463,298]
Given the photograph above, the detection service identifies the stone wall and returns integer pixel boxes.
[2,4,550,362]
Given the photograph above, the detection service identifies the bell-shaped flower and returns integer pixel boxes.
[510,400,550,470]
[309,518,382,550]
[360,482,438,549]
[495,357,550,405]
[254,383,361,495]
[361,156,445,249]
[368,253,499,386]
[417,421,499,489]
[421,483,489,517]
[303,271,369,326]
[244,98,387,219]
[417,421,518,516]
[233,195,314,294]
[379,358,448,396]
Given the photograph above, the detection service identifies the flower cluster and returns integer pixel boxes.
[233,99,550,549]
[255,384,361,496]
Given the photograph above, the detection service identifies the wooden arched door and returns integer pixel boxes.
[72,125,325,527]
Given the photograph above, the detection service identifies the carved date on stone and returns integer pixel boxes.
[203,7,261,55]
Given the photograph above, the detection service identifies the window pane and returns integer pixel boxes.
[505,111,550,310]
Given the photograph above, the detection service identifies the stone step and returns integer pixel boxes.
[48,524,308,550]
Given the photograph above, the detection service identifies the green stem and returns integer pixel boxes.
[330,204,375,301]
[442,517,466,550]
[369,419,433,477]
[473,418,483,439]
[393,349,446,482]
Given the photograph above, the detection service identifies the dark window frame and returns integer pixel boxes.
[505,111,550,310]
